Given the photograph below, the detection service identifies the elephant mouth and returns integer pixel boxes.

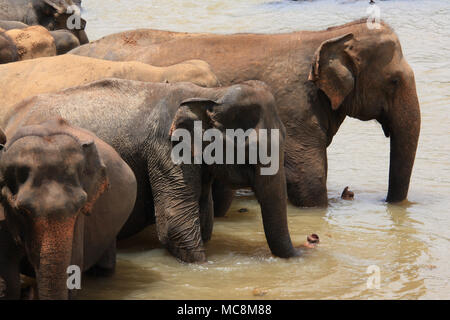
[377,111,391,138]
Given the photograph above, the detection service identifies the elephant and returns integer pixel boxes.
[3,78,300,263]
[49,29,80,54]
[0,21,81,54]
[3,25,57,61]
[0,54,219,124]
[0,31,17,64]
[0,117,137,300]
[70,19,421,210]
[0,20,28,30]
[0,0,88,44]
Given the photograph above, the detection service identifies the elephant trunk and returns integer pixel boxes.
[386,74,421,203]
[254,165,299,258]
[34,217,76,300]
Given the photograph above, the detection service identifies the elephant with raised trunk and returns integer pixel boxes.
[71,19,421,210]
[0,118,137,300]
[0,0,88,44]
[4,79,299,263]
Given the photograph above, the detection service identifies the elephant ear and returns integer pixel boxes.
[308,33,357,110]
[78,139,108,216]
[169,98,220,137]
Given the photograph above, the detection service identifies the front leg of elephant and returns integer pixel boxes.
[0,221,22,300]
[149,162,206,263]
[284,138,328,207]
[212,180,235,217]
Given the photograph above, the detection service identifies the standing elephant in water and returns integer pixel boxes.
[0,0,88,44]
[0,118,137,300]
[71,19,421,211]
[4,79,299,263]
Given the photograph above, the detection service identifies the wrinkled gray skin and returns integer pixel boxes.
[0,0,88,44]
[4,79,300,263]
[0,118,137,299]
[0,32,17,64]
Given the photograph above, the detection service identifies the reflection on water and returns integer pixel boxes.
[77,0,450,299]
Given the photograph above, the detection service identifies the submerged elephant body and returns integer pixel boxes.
[71,19,421,208]
[4,78,299,263]
[0,0,88,44]
[0,54,219,124]
[0,118,137,300]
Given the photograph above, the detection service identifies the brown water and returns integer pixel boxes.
[77,0,450,299]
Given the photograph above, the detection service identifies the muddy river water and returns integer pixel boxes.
[76,0,450,299]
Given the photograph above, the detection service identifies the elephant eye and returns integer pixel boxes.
[390,77,400,87]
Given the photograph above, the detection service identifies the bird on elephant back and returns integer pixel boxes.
[0,0,88,45]
[70,18,421,213]
[0,54,219,123]
[0,118,137,300]
[2,79,301,265]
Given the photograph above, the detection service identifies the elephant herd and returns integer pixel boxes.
[0,0,421,300]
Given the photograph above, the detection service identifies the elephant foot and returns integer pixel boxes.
[169,245,207,263]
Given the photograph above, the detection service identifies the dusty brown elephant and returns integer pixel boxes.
[71,19,421,210]
[0,54,219,124]
[0,118,137,300]
[3,25,56,60]
[0,21,81,54]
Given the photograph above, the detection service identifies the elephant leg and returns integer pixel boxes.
[212,180,235,217]
[284,141,328,207]
[86,239,116,277]
[0,222,22,300]
[149,163,206,263]
[199,172,213,242]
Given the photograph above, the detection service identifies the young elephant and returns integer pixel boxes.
[4,25,57,60]
[0,118,137,300]
[4,79,300,263]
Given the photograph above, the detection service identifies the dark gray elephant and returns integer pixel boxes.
[4,79,300,263]
[0,0,88,44]
[0,118,137,299]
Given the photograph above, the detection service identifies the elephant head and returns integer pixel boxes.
[308,27,421,203]
[33,0,88,44]
[170,81,299,258]
[0,118,108,299]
